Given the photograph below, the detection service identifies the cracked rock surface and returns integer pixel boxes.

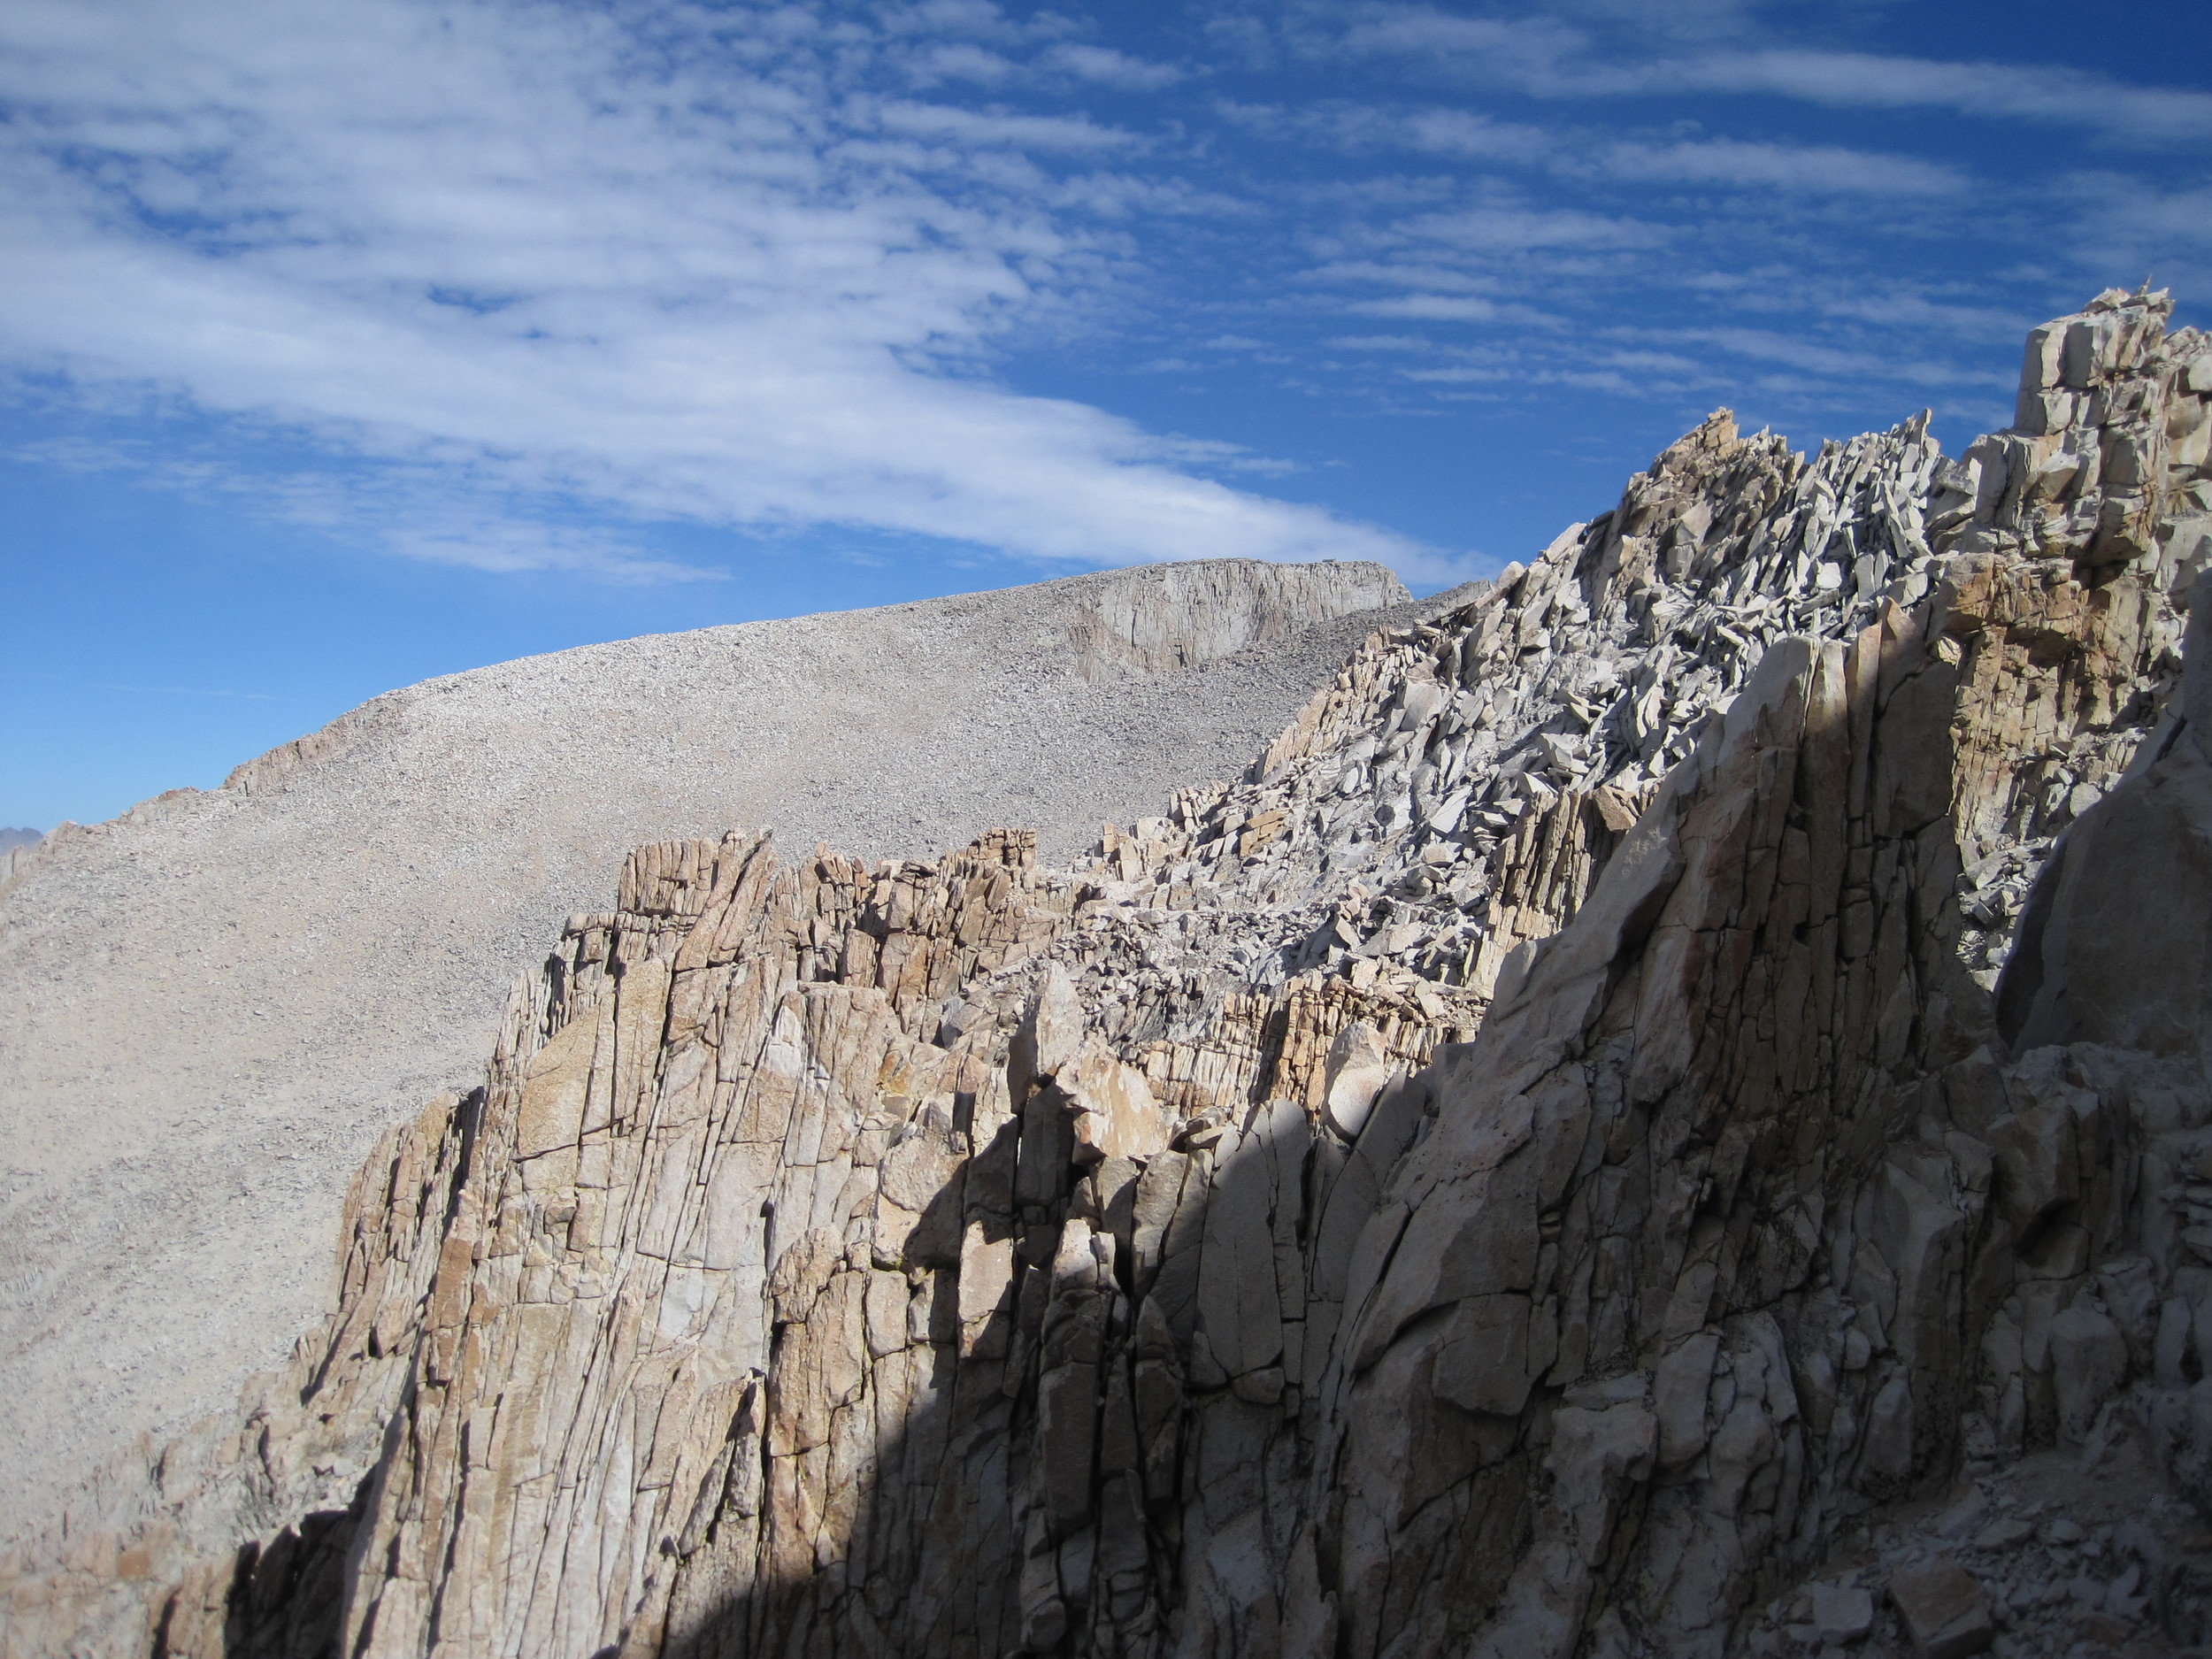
[8,288,2212,1658]
[0,558,1412,1552]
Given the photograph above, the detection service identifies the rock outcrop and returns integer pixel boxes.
[0,557,1413,1561]
[8,287,2212,1659]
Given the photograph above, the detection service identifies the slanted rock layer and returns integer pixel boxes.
[7,288,2212,1659]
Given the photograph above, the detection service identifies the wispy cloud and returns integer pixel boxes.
[1181,10,2198,444]
[0,0,1447,582]
[1325,6,2212,149]
[2061,175,2212,268]
[1325,334,1433,350]
[1394,202,1665,252]
[1302,260,1495,292]
[9,432,733,580]
[1619,50,2212,147]
[1586,138,1965,197]
[1348,295,1521,321]
[1677,327,2015,390]
[1216,96,1550,163]
[0,0,2199,608]
[866,98,1144,151]
[1227,93,1969,207]
[26,671,281,701]
[1334,11,1583,84]
[1044,43,1187,91]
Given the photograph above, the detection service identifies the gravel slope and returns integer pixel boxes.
[0,558,1418,1539]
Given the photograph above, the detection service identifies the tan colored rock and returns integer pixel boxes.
[0,558,1414,1553]
[1057,1035,1171,1164]
[1320,1020,1395,1141]
[20,288,2212,1659]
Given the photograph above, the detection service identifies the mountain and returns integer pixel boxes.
[0,558,1414,1562]
[6,288,2212,1659]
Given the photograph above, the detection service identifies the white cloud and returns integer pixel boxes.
[9,430,731,581]
[1589,138,1965,197]
[1679,326,2013,389]
[1043,43,1186,91]
[1400,108,1553,163]
[1150,434,1302,476]
[2057,175,2212,290]
[1397,203,1665,252]
[1334,11,1584,81]
[1217,88,1962,205]
[0,0,1448,582]
[1301,260,1494,292]
[866,97,1144,152]
[1324,334,1433,350]
[1326,6,2212,149]
[896,42,1022,88]
[384,518,727,583]
[1801,289,2036,340]
[1625,50,2212,147]
[1217,96,1551,163]
[1350,295,1512,321]
[1301,197,1662,317]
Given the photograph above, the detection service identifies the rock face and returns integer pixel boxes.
[0,557,1411,1557]
[9,287,2212,1659]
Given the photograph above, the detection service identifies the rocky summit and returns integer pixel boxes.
[5,286,2212,1659]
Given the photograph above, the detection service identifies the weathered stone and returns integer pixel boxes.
[1811,1581,1875,1643]
[1887,1556,1993,1659]
[1057,1035,1172,1164]
[1194,1110,1288,1381]
[2049,1297,2130,1442]
[21,287,2212,1659]
[1322,1020,1396,1141]
[1432,1293,1536,1417]
[1014,962,1085,1093]
[1654,1332,1720,1469]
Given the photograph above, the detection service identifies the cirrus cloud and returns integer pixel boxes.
[0,0,1457,583]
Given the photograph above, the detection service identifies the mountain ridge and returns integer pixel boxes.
[0,557,1413,1559]
[6,288,2212,1658]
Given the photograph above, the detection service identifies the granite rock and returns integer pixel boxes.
[9,288,2212,1659]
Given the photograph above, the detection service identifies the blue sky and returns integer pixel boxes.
[4,0,2208,831]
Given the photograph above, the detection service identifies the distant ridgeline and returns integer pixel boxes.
[11,288,2212,1659]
